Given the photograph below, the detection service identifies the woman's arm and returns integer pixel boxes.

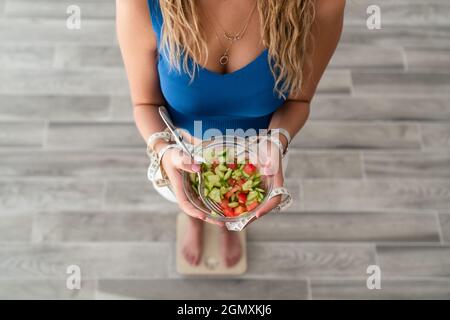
[116,0,167,152]
[256,0,346,219]
[269,0,346,149]
[116,0,217,224]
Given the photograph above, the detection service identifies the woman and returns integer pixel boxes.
[116,0,345,267]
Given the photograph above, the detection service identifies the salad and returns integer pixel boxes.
[189,148,265,217]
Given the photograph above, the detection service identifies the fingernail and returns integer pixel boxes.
[191,164,201,172]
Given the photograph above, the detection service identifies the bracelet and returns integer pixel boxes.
[147,144,183,183]
[146,131,171,159]
[158,144,182,166]
[269,136,288,158]
[268,128,290,157]
[268,128,291,144]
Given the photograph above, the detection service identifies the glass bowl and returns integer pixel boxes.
[182,135,274,225]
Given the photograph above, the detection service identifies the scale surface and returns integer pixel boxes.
[176,213,247,275]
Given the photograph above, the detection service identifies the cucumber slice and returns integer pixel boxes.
[242,180,253,191]
[214,166,224,178]
[228,202,239,208]
[223,168,232,180]
[208,188,222,203]
[207,175,221,187]
[252,178,261,187]
[247,190,258,201]
[220,186,228,195]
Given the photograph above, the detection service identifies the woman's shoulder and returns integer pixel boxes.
[116,0,157,51]
[314,0,346,22]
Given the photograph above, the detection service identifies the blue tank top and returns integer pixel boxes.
[148,0,286,139]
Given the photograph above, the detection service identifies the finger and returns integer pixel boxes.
[166,168,206,220]
[255,195,281,218]
[255,174,284,218]
[169,148,201,173]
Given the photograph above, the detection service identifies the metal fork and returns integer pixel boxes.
[158,106,225,217]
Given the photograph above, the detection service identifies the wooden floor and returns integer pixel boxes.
[0,0,450,299]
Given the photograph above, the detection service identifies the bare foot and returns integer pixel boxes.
[182,217,204,266]
[220,229,242,268]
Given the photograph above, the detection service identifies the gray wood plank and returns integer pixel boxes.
[106,179,301,212]
[0,213,32,242]
[0,150,147,178]
[0,279,96,299]
[0,44,54,68]
[330,44,404,70]
[311,279,450,300]
[345,0,450,26]
[363,151,450,178]
[5,0,114,19]
[0,95,110,121]
[439,212,450,243]
[291,121,421,149]
[0,20,115,45]
[315,70,352,95]
[32,210,178,242]
[104,178,179,211]
[285,150,362,179]
[46,122,142,148]
[110,96,133,121]
[310,97,450,121]
[341,25,450,48]
[54,45,123,69]
[97,279,308,300]
[303,179,450,211]
[421,123,450,149]
[0,243,170,279]
[0,122,45,147]
[0,69,128,95]
[377,245,450,277]
[405,47,450,71]
[0,179,104,211]
[352,72,450,95]
[244,242,375,278]
[247,211,440,243]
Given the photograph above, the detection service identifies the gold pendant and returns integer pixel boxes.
[219,54,229,65]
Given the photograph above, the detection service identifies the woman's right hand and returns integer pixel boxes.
[160,146,225,227]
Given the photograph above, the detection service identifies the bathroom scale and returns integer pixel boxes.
[176,213,247,275]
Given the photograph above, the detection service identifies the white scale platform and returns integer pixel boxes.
[176,213,247,275]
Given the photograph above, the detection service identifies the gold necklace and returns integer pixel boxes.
[201,2,257,66]
[211,2,257,43]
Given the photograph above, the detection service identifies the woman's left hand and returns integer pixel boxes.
[250,138,285,220]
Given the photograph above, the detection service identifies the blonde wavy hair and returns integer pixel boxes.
[159,0,316,98]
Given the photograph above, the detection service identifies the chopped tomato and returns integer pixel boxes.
[233,205,246,216]
[225,185,240,199]
[237,178,247,187]
[243,163,257,175]
[220,199,229,209]
[237,192,247,204]
[227,163,237,170]
[227,178,236,186]
[246,201,259,212]
[223,207,235,217]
